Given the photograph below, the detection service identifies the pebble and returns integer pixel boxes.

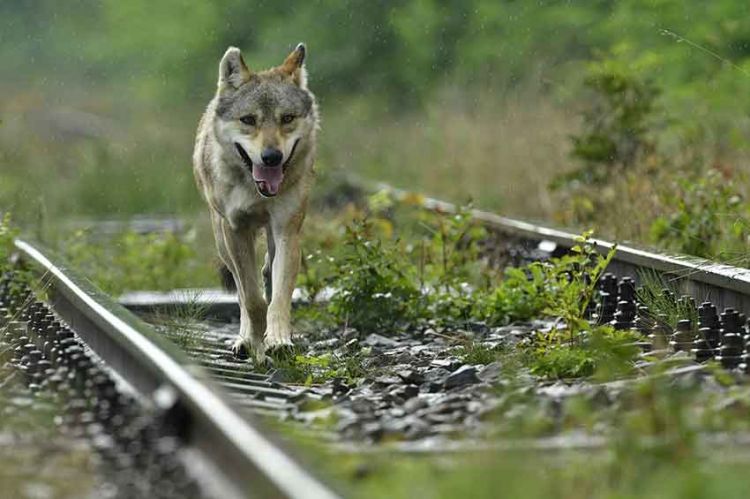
[397,369,425,385]
[364,334,399,347]
[477,361,502,382]
[444,365,480,390]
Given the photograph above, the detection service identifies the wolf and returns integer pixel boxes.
[193,44,318,361]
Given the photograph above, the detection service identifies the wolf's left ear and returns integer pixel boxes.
[279,43,307,88]
[218,46,251,90]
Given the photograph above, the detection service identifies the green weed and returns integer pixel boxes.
[328,219,422,334]
[477,266,548,326]
[529,326,639,381]
[422,205,488,289]
[530,341,596,379]
[150,290,209,351]
[268,348,367,386]
[474,232,616,330]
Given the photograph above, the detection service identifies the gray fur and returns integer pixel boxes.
[216,79,313,122]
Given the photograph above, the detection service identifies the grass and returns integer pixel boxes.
[148,289,209,350]
[323,451,750,499]
[453,341,504,365]
[262,346,367,386]
[636,269,701,331]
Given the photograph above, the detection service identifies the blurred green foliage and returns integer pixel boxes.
[555,55,661,188]
[650,170,749,259]
[4,1,750,276]
[63,228,215,294]
[0,214,17,275]
[3,1,750,116]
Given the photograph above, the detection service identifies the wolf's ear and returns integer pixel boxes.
[218,47,251,90]
[279,43,307,88]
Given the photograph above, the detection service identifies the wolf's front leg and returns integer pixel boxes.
[264,214,303,349]
[219,220,267,361]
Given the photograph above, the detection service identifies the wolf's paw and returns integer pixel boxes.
[263,332,293,347]
[263,317,293,350]
[230,335,266,363]
[230,336,251,359]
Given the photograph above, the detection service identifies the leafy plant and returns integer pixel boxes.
[530,341,595,379]
[328,219,422,333]
[529,326,639,380]
[477,265,548,326]
[534,231,616,336]
[423,206,488,289]
[268,348,367,385]
[473,232,615,330]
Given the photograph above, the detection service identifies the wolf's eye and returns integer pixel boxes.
[239,115,256,126]
[280,114,295,125]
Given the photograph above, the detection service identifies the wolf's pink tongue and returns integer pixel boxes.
[252,165,284,195]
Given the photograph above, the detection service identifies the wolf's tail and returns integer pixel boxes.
[218,263,237,292]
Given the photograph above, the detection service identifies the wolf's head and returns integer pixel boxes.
[213,44,317,198]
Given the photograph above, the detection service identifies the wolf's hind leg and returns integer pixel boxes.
[262,224,275,303]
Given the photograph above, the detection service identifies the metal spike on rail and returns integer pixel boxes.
[717,308,744,369]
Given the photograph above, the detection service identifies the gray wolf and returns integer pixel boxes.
[193,44,318,361]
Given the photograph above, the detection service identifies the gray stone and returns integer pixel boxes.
[444,365,480,390]
[397,369,425,385]
[477,361,502,382]
[365,334,399,347]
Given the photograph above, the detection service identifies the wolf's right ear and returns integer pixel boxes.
[218,47,251,90]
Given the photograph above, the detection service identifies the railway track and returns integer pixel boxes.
[4,182,750,495]
[5,240,339,499]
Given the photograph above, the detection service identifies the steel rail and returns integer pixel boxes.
[14,239,339,499]
[373,182,750,314]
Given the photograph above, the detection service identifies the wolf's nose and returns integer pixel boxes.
[261,148,283,167]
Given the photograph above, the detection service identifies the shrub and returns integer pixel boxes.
[554,55,661,189]
[328,219,422,333]
[481,231,615,333]
[478,266,547,326]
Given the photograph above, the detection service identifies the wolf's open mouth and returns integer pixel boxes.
[235,139,300,198]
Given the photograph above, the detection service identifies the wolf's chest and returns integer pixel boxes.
[220,183,270,229]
